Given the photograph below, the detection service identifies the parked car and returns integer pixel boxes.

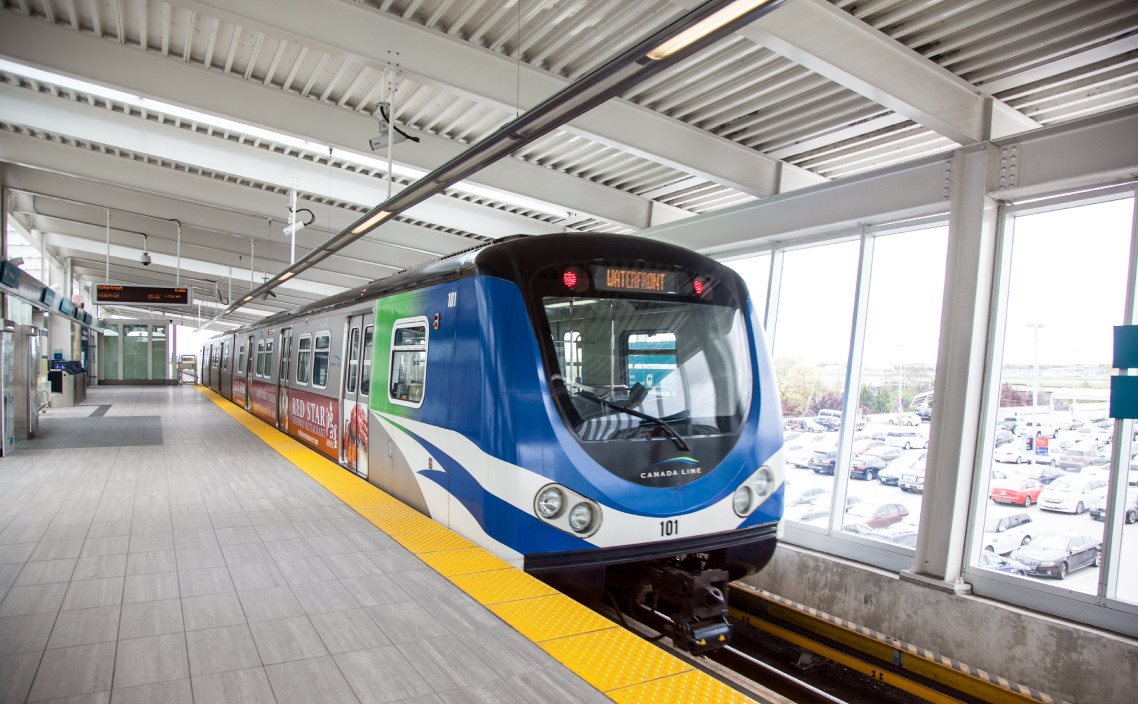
[809,447,838,475]
[978,552,1031,576]
[883,429,927,450]
[993,429,1016,447]
[1017,421,1058,438]
[875,524,918,548]
[849,455,889,481]
[982,511,1034,554]
[916,407,932,422]
[880,452,926,486]
[786,436,827,469]
[1016,463,1065,485]
[1038,475,1108,514]
[1055,442,1110,471]
[1088,489,1138,524]
[994,444,1040,465]
[815,409,842,430]
[899,467,926,493]
[989,478,1044,507]
[844,502,909,529]
[1010,532,1101,579]
[889,413,922,426]
[861,445,904,462]
[789,487,828,507]
[785,417,826,433]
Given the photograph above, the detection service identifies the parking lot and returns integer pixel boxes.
[782,416,1138,600]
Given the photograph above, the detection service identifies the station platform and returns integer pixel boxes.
[0,386,753,704]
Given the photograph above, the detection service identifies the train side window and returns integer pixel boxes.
[389,319,428,407]
[312,333,331,389]
[346,327,361,394]
[296,334,312,385]
[265,340,275,380]
[256,341,266,377]
[360,325,374,396]
[237,345,245,375]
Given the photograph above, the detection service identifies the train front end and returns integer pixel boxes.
[479,234,784,651]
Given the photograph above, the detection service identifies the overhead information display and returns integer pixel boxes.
[592,266,680,294]
[96,284,190,305]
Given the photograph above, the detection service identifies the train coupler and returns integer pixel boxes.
[644,563,732,654]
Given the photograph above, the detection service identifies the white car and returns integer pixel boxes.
[890,413,922,426]
[1038,475,1108,514]
[882,429,927,450]
[994,444,1039,464]
[982,511,1034,554]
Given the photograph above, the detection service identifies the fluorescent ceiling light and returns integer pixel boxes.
[0,59,573,220]
[647,0,772,60]
[351,211,391,235]
[279,271,295,280]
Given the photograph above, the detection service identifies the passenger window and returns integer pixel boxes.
[296,335,312,385]
[256,341,266,377]
[360,326,374,396]
[237,345,245,375]
[312,333,331,389]
[389,321,428,406]
[346,327,361,394]
[265,341,274,380]
[624,332,677,388]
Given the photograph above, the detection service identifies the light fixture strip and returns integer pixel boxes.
[198,0,786,332]
[647,0,773,60]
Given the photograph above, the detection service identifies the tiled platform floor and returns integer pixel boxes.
[0,386,610,704]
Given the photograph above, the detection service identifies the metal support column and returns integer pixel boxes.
[909,145,1001,586]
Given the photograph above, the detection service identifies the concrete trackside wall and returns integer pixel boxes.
[743,544,1137,704]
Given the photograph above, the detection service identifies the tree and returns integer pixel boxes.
[1000,384,1032,407]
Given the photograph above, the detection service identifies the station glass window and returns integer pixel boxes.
[973,196,1135,599]
[122,324,149,380]
[312,334,330,388]
[264,340,275,380]
[725,252,771,325]
[842,227,948,542]
[102,327,120,381]
[256,341,266,377]
[773,241,859,530]
[389,321,427,406]
[360,326,374,396]
[346,327,361,394]
[296,335,312,385]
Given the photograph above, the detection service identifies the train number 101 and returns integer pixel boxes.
[660,519,679,537]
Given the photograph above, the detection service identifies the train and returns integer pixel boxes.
[202,233,784,651]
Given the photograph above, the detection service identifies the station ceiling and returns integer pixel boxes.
[1,0,1135,329]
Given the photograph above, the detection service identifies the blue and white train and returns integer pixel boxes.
[204,233,784,650]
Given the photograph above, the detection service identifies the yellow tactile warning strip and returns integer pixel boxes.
[195,386,755,703]
[731,585,1073,704]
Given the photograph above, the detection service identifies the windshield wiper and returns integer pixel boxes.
[578,391,690,451]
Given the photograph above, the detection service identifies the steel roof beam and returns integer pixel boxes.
[0,142,478,258]
[670,0,1040,143]
[0,12,675,230]
[0,85,558,240]
[160,0,823,196]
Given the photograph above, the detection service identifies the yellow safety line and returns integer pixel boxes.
[195,386,753,704]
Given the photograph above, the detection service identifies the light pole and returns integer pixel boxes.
[1028,322,1044,466]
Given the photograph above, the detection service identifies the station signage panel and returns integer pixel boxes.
[591,266,680,294]
[96,284,190,305]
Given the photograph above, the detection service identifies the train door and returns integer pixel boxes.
[341,313,373,477]
[212,342,224,393]
[243,334,254,411]
[222,338,234,399]
[277,327,292,431]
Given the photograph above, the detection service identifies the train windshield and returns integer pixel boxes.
[541,296,752,442]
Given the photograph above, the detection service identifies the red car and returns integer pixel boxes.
[989,478,1044,507]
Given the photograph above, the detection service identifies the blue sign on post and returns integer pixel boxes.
[1110,325,1138,420]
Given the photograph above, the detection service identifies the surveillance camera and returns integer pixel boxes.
[368,131,406,152]
[140,252,151,266]
[282,221,307,238]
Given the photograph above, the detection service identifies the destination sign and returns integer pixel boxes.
[592,266,679,294]
[96,284,190,305]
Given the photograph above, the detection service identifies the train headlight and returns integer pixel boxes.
[752,466,774,498]
[536,487,565,518]
[568,503,595,533]
[732,486,753,516]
